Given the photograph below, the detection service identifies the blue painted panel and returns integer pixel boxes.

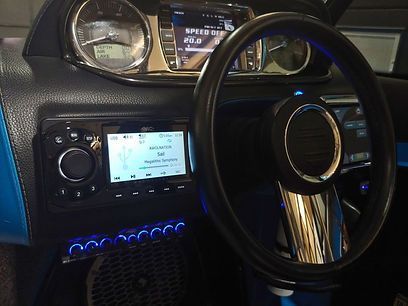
[397,142,408,168]
[0,103,29,245]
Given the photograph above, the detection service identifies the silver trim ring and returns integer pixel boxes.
[263,38,311,75]
[58,147,91,183]
[284,104,342,183]
[69,0,152,73]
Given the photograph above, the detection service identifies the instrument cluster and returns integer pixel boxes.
[66,0,314,78]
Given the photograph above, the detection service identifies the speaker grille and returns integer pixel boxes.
[87,240,187,306]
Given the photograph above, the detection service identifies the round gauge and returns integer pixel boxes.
[264,36,311,74]
[70,0,151,72]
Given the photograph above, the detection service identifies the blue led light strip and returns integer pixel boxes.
[64,219,186,261]
[0,99,29,245]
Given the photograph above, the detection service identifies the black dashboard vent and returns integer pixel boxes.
[87,240,187,306]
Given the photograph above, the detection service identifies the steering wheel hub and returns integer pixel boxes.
[262,96,343,194]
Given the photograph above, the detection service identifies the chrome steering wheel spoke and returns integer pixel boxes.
[278,183,349,264]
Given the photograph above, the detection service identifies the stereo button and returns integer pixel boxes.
[160,185,173,194]
[84,133,94,143]
[113,193,124,199]
[176,184,186,191]
[146,187,156,194]
[131,191,140,197]
[58,148,94,182]
[73,190,84,200]
[88,184,98,194]
[68,130,80,142]
[54,135,64,145]
[57,187,68,198]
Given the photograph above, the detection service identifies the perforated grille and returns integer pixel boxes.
[87,241,187,306]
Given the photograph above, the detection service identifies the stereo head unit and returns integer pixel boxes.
[40,118,193,211]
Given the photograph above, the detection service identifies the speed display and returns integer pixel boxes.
[107,131,187,183]
[171,7,237,69]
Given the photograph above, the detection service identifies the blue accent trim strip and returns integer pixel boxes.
[0,103,29,245]
[397,142,408,167]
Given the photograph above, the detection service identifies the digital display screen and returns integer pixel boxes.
[171,7,237,69]
[94,44,132,60]
[333,106,371,164]
[107,131,187,183]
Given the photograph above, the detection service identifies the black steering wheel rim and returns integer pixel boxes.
[192,12,395,286]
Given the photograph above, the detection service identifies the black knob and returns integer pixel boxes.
[58,148,94,182]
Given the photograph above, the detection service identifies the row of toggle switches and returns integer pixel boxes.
[63,221,186,263]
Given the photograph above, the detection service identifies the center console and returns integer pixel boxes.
[40,118,193,212]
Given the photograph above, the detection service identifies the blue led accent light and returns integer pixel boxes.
[69,243,83,256]
[360,184,369,191]
[65,219,186,261]
[137,230,150,242]
[397,142,408,167]
[294,90,304,96]
[150,227,162,240]
[199,188,209,215]
[0,103,29,245]
[84,240,98,252]
[99,237,112,248]
[163,225,174,237]
[127,234,137,243]
[175,222,186,234]
[114,234,127,245]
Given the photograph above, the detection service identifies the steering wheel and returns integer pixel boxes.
[192,13,395,289]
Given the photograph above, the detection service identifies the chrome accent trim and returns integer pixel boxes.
[341,161,371,174]
[284,104,342,183]
[69,0,152,73]
[66,1,320,78]
[279,183,348,264]
[321,95,359,106]
[57,148,90,183]
[262,39,311,75]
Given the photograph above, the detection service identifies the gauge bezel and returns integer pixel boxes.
[263,37,312,75]
[69,0,152,73]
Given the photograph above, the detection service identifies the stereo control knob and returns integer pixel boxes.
[58,148,94,182]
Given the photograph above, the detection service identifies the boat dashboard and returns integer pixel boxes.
[0,0,371,264]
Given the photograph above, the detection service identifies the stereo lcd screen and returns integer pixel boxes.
[171,7,237,69]
[107,131,187,183]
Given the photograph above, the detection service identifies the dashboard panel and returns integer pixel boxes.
[65,0,316,80]
[0,0,356,248]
